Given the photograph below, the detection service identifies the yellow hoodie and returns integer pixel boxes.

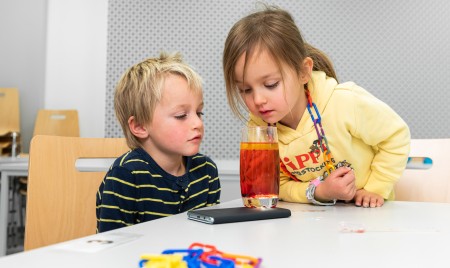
[249,71,410,203]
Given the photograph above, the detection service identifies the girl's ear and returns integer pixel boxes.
[300,57,314,84]
[128,116,149,139]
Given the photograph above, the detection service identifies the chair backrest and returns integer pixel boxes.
[33,109,80,137]
[0,88,20,135]
[0,88,21,156]
[395,138,450,202]
[25,135,129,250]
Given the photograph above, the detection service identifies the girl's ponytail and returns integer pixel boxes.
[305,43,338,82]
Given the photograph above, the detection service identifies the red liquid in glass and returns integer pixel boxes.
[240,142,280,207]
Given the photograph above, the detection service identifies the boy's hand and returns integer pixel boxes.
[315,167,356,202]
[354,189,384,207]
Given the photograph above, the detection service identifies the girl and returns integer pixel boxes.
[223,6,410,207]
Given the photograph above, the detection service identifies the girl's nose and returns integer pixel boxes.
[253,90,267,105]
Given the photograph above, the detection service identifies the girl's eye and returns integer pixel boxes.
[174,114,187,120]
[239,88,251,94]
[197,112,204,118]
[265,81,279,89]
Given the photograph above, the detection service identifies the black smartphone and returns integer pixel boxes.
[187,207,291,224]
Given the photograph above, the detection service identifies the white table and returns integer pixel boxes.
[0,199,449,267]
[0,158,241,256]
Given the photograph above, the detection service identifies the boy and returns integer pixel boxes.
[96,52,221,232]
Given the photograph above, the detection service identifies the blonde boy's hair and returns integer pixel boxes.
[114,52,203,149]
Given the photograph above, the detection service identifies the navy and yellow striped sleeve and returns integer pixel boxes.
[96,165,137,232]
[205,158,221,206]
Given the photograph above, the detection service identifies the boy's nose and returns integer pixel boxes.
[192,114,203,129]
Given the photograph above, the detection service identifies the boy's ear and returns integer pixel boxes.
[128,116,149,139]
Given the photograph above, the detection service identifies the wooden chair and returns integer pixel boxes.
[0,88,20,156]
[395,138,450,202]
[24,135,129,250]
[19,109,80,205]
[33,109,80,137]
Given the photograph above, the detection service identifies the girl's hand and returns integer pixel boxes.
[354,189,384,207]
[315,167,356,202]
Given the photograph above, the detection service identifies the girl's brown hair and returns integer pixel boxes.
[223,5,337,120]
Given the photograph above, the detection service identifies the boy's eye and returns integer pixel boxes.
[174,114,187,119]
[265,81,279,89]
[174,112,203,120]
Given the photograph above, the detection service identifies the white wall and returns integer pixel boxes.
[45,0,107,138]
[216,160,240,202]
[0,0,47,153]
